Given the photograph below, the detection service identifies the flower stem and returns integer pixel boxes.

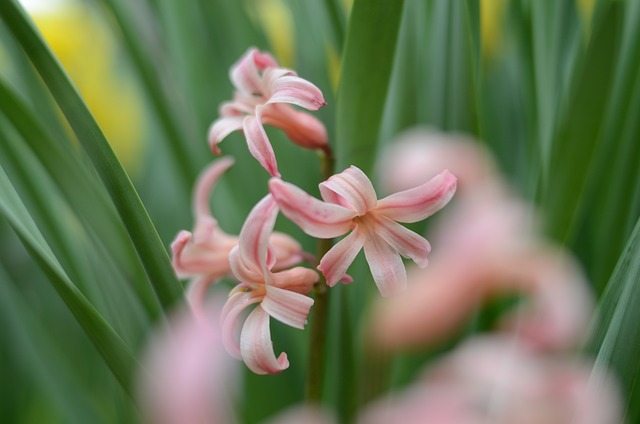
[305,150,335,403]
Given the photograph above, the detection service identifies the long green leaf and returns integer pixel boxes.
[0,0,182,310]
[335,0,406,173]
[591,215,640,422]
[0,165,137,396]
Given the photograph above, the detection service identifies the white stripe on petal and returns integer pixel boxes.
[375,169,457,223]
[363,233,407,297]
[318,227,366,287]
[262,285,314,329]
[243,113,280,177]
[319,166,377,214]
[221,290,260,359]
[372,214,431,268]
[240,306,289,375]
[269,178,356,238]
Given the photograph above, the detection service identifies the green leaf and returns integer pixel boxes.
[591,216,640,422]
[0,0,183,310]
[0,77,160,320]
[0,165,137,397]
[543,2,621,243]
[335,0,406,173]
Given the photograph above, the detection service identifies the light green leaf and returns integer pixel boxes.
[0,165,137,396]
[0,0,183,310]
[336,0,406,173]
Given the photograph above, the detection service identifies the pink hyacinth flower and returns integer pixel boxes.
[269,166,457,297]
[221,195,318,375]
[371,131,593,351]
[138,300,235,424]
[208,47,328,177]
[170,157,306,313]
[359,336,622,424]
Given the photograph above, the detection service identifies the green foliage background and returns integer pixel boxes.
[0,0,638,422]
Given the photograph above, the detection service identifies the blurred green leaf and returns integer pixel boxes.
[591,215,640,422]
[543,1,621,243]
[336,0,406,173]
[0,0,182,310]
[0,165,137,397]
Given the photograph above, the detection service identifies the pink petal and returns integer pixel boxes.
[269,178,356,238]
[262,285,314,329]
[236,195,279,277]
[372,214,431,268]
[221,289,260,359]
[229,246,263,284]
[230,48,265,96]
[208,116,245,154]
[193,157,235,218]
[243,113,280,177]
[319,166,377,215]
[261,104,328,151]
[375,169,457,223]
[271,266,319,294]
[186,275,218,318]
[264,70,327,110]
[318,226,366,287]
[240,305,289,375]
[363,233,407,297]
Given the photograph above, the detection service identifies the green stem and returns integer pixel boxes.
[305,150,335,403]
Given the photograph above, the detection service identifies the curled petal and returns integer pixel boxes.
[318,227,366,287]
[186,275,218,319]
[375,169,457,223]
[372,214,431,268]
[229,246,263,284]
[265,70,327,110]
[262,285,314,329]
[269,178,356,238]
[193,157,235,218]
[269,231,305,270]
[271,266,319,295]
[363,233,407,297]
[243,113,280,177]
[261,104,328,151]
[319,166,378,214]
[240,305,289,375]
[221,289,260,359]
[230,48,266,96]
[208,116,244,154]
[239,195,279,274]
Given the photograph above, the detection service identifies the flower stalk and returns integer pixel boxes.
[305,150,335,403]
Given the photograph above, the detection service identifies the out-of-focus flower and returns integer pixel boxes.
[138,300,235,424]
[263,405,337,424]
[171,157,306,313]
[221,195,317,374]
[371,129,593,350]
[359,336,622,424]
[208,48,328,177]
[19,0,146,173]
[270,166,456,297]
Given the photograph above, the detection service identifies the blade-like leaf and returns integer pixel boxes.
[591,216,640,422]
[0,165,137,396]
[335,0,406,173]
[0,0,182,310]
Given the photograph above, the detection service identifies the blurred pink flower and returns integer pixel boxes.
[208,47,328,177]
[170,157,306,313]
[371,129,593,350]
[138,300,236,424]
[269,166,457,297]
[222,195,318,374]
[359,336,621,424]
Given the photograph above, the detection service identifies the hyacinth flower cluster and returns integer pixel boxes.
[170,48,457,374]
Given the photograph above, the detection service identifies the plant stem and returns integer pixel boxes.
[305,150,335,403]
